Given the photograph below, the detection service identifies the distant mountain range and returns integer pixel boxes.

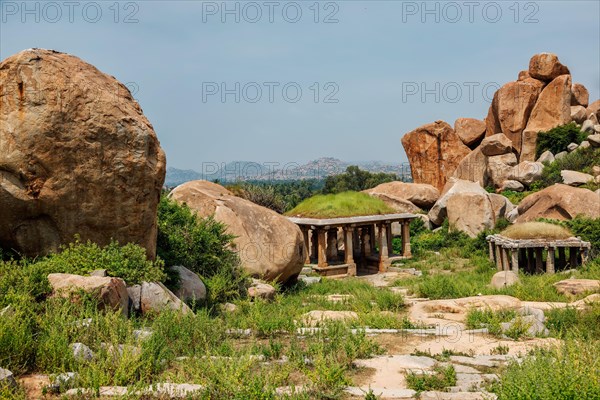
[165,157,411,187]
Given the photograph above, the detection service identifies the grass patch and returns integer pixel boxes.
[465,309,517,336]
[285,191,394,218]
[406,364,457,392]
[501,222,573,240]
[492,336,600,399]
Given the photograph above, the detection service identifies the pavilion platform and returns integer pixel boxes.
[288,213,417,277]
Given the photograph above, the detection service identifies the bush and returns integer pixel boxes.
[34,240,166,286]
[540,216,600,258]
[535,123,587,158]
[322,166,398,194]
[157,195,246,303]
[536,147,600,190]
[228,183,287,214]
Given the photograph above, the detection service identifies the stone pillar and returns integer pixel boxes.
[317,229,327,268]
[369,225,376,254]
[301,228,311,264]
[511,249,519,273]
[344,227,356,276]
[502,248,510,271]
[495,244,503,271]
[378,223,389,273]
[362,228,372,257]
[569,247,578,268]
[488,241,495,263]
[326,228,338,261]
[311,229,318,264]
[353,227,361,258]
[386,223,393,256]
[401,221,412,257]
[546,247,555,274]
[535,248,543,273]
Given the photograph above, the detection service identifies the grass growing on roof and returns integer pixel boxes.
[501,222,573,240]
[285,191,395,218]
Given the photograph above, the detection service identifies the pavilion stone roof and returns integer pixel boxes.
[287,213,417,228]
[487,234,591,249]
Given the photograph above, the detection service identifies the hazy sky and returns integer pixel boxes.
[2,0,599,169]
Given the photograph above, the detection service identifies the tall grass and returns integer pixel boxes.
[285,191,394,218]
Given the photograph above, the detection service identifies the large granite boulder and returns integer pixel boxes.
[487,153,518,188]
[452,147,489,187]
[587,100,600,120]
[480,133,513,156]
[0,49,166,258]
[139,282,192,315]
[47,273,129,317]
[528,53,570,81]
[521,74,572,161]
[169,266,207,303]
[454,118,486,148]
[428,178,488,226]
[570,106,588,124]
[571,83,589,107]
[363,181,440,210]
[509,161,544,186]
[485,79,544,157]
[401,121,471,191]
[516,184,600,222]
[447,192,494,238]
[170,181,305,283]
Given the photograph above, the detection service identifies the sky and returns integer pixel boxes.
[1,0,599,169]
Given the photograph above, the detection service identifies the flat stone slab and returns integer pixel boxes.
[420,392,497,400]
[450,355,512,368]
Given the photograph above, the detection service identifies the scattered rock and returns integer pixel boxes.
[50,372,79,391]
[0,305,14,317]
[169,266,206,303]
[501,180,524,192]
[521,74,572,161]
[0,49,166,258]
[506,207,519,223]
[561,170,593,186]
[593,166,600,176]
[587,100,600,119]
[528,53,570,81]
[454,118,486,147]
[65,386,128,397]
[0,368,16,388]
[571,83,589,107]
[480,134,513,156]
[536,150,554,164]
[554,279,600,296]
[491,271,520,289]
[364,181,440,209]
[509,162,544,186]
[567,143,579,152]
[70,343,94,361]
[127,285,142,313]
[581,120,595,133]
[301,310,358,327]
[501,314,548,337]
[298,275,321,286]
[140,282,192,314]
[487,153,518,188]
[133,328,153,340]
[48,273,129,317]
[170,180,305,283]
[90,269,107,278]
[401,120,471,191]
[220,303,238,313]
[555,151,568,160]
[588,134,600,147]
[571,294,600,309]
[570,105,588,124]
[248,280,276,300]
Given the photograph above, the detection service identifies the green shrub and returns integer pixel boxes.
[539,216,600,258]
[492,337,600,399]
[535,123,587,158]
[537,147,600,190]
[466,309,517,336]
[322,166,398,194]
[157,195,246,303]
[228,183,287,214]
[34,240,166,285]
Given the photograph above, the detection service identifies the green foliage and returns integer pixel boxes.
[35,240,166,285]
[227,180,321,213]
[286,191,394,218]
[539,216,600,258]
[406,364,457,392]
[228,183,287,214]
[465,309,517,336]
[499,190,532,205]
[535,122,587,158]
[536,146,600,190]
[545,304,600,339]
[156,195,246,303]
[492,337,600,399]
[322,166,398,194]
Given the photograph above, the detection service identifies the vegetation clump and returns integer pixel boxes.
[535,122,587,158]
[501,222,573,240]
[322,165,399,194]
[285,191,394,218]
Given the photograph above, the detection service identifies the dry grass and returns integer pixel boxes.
[501,222,573,240]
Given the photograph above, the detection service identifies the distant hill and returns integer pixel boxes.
[165,158,411,187]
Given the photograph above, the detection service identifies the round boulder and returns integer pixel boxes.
[363,181,440,210]
[170,180,305,283]
[491,271,520,289]
[0,49,166,258]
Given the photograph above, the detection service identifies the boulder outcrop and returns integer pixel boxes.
[401,121,471,191]
[454,118,486,148]
[363,181,440,210]
[0,49,166,258]
[170,180,305,283]
[516,184,600,222]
